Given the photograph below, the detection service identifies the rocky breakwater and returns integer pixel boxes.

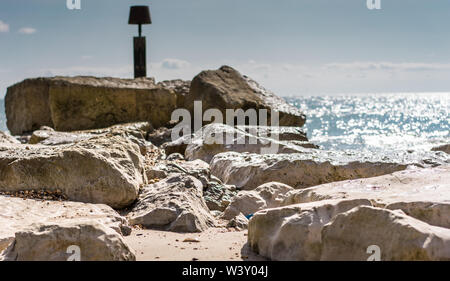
[5,77,189,135]
[248,166,450,261]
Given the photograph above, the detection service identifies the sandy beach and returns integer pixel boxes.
[125,228,267,261]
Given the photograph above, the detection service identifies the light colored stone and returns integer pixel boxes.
[222,182,294,219]
[1,220,135,261]
[282,166,450,228]
[0,195,130,254]
[432,144,450,154]
[321,206,450,261]
[5,77,185,135]
[128,174,215,232]
[185,123,312,163]
[227,213,249,230]
[248,199,372,261]
[235,126,308,142]
[185,66,306,128]
[0,135,145,208]
[211,151,448,190]
[0,131,19,144]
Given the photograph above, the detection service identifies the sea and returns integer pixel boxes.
[287,93,449,153]
[0,93,449,153]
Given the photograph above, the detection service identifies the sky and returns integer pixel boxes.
[1,0,450,97]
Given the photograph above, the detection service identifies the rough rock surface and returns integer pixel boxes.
[248,199,372,261]
[0,135,145,208]
[236,125,308,142]
[185,124,314,163]
[185,66,306,127]
[29,122,152,146]
[210,151,448,190]
[432,144,450,154]
[321,206,450,261]
[1,220,135,261]
[0,195,130,253]
[282,166,450,228]
[5,77,187,135]
[127,174,215,232]
[0,131,19,144]
[227,213,249,230]
[222,182,294,219]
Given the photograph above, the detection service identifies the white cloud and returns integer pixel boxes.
[18,27,37,34]
[325,62,450,72]
[160,58,191,70]
[0,20,9,33]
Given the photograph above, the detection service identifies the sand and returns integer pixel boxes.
[124,227,267,261]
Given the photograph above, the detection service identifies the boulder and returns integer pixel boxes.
[0,135,145,208]
[185,123,313,163]
[1,220,135,261]
[5,77,186,135]
[222,182,294,219]
[248,199,372,261]
[282,166,450,228]
[227,213,249,230]
[0,131,19,144]
[127,174,215,232]
[235,125,308,142]
[0,195,130,254]
[210,150,448,190]
[432,144,450,154]
[204,182,238,212]
[321,206,450,261]
[185,66,306,127]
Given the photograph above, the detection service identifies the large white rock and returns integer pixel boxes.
[283,166,450,228]
[210,151,448,190]
[0,131,19,144]
[222,182,294,219]
[1,220,135,261]
[321,206,450,261]
[0,195,130,254]
[248,199,372,261]
[185,123,312,163]
[0,135,146,208]
[127,174,215,232]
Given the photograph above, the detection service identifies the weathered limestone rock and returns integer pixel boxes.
[227,213,249,230]
[185,124,313,163]
[185,66,306,127]
[235,126,308,142]
[0,131,19,144]
[0,195,130,254]
[282,166,450,228]
[432,144,450,154]
[222,182,294,219]
[1,220,135,261]
[204,182,238,212]
[127,174,215,232]
[321,206,450,261]
[210,151,448,190]
[248,199,372,261]
[5,77,186,135]
[0,135,145,208]
[28,122,153,155]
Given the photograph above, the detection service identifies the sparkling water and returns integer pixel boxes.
[287,93,449,152]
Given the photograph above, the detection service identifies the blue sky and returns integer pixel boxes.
[1,0,450,97]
